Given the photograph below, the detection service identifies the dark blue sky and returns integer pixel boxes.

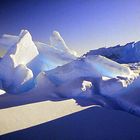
[0,0,140,54]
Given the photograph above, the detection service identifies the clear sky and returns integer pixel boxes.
[0,0,140,54]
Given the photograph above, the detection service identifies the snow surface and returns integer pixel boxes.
[1,98,140,140]
[0,99,96,135]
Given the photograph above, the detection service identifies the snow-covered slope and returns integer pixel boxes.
[85,41,140,63]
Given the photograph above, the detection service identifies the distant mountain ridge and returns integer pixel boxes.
[84,41,140,63]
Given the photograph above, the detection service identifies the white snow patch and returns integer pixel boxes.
[0,89,6,95]
[81,80,92,91]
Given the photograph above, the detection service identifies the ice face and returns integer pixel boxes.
[50,31,78,57]
[50,31,69,51]
[0,30,38,93]
[85,55,133,78]
[5,30,39,67]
